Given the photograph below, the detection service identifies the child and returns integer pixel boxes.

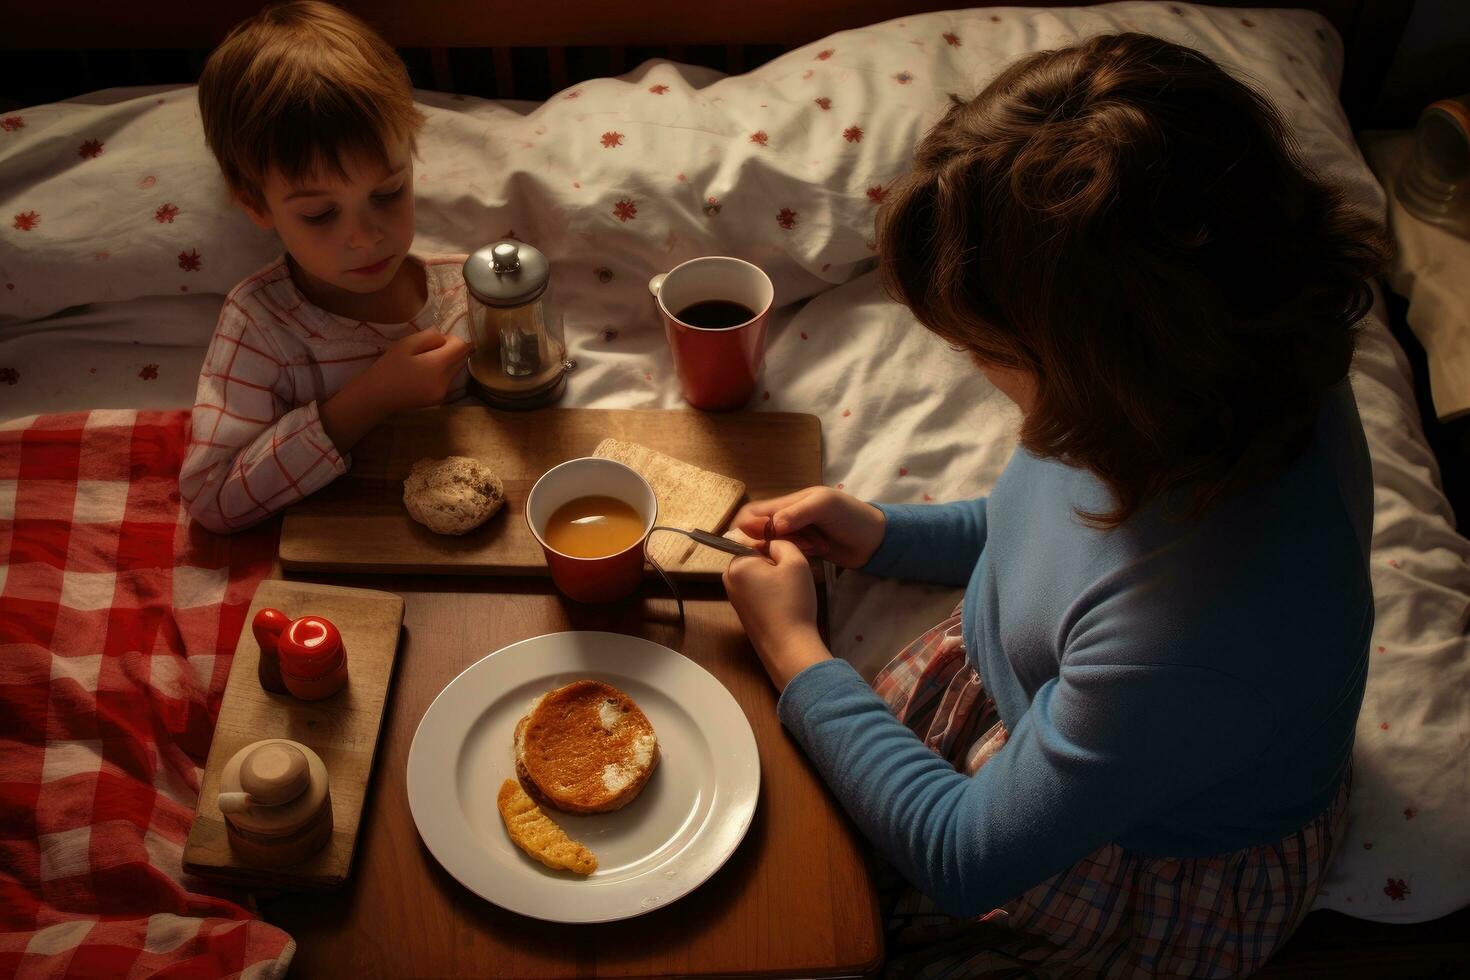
[724,33,1388,977]
[180,1,471,533]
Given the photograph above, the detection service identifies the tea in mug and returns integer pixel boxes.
[675,299,756,329]
[543,495,645,558]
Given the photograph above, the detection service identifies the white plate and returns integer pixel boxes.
[407,631,761,923]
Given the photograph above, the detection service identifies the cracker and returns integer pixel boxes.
[593,438,744,570]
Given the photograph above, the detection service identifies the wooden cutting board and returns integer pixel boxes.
[183,579,404,889]
[278,406,822,578]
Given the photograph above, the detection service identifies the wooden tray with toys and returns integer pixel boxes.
[183,579,405,889]
[277,406,823,579]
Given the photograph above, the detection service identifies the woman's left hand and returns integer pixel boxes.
[722,538,833,691]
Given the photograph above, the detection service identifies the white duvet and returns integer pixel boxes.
[2,3,1466,924]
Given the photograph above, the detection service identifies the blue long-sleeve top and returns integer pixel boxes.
[777,382,1373,917]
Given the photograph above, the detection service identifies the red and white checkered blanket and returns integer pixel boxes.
[0,410,294,978]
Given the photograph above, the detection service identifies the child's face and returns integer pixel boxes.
[243,139,416,296]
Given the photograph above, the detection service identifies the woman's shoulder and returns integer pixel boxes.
[1138,381,1371,551]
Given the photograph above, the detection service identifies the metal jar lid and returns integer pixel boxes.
[463,240,550,308]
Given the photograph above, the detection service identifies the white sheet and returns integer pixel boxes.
[2,2,1466,924]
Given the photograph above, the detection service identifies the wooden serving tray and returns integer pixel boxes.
[277,406,822,578]
[183,579,405,889]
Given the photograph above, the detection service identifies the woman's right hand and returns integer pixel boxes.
[730,486,886,569]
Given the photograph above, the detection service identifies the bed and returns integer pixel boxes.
[3,2,1468,976]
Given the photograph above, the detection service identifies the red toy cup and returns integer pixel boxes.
[648,256,774,411]
[277,615,349,701]
[525,458,657,603]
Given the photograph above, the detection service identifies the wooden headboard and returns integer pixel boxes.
[0,1,1415,123]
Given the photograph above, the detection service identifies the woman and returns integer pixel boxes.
[723,32,1389,978]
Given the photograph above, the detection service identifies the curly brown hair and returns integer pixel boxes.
[877,33,1389,528]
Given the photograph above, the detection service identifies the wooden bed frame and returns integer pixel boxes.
[5,1,1468,976]
[0,0,1417,123]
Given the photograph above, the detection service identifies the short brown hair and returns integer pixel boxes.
[878,33,1389,528]
[198,1,426,210]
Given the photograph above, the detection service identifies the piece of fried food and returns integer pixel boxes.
[496,778,597,876]
[515,681,659,815]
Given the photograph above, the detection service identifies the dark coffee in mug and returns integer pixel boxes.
[651,255,773,409]
[675,299,756,329]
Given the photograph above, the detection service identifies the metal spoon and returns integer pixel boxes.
[644,519,775,625]
[650,525,770,562]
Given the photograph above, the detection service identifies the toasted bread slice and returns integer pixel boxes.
[513,713,557,810]
[516,680,659,814]
[497,779,598,876]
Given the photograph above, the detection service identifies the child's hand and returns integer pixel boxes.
[723,539,830,692]
[731,486,886,569]
[323,331,470,453]
[371,329,472,414]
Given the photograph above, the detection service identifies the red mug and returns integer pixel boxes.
[525,458,657,603]
[649,256,774,411]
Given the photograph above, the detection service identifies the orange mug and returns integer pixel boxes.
[649,256,774,411]
[525,458,657,603]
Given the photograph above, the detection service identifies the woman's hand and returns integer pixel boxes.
[723,539,832,692]
[730,486,886,568]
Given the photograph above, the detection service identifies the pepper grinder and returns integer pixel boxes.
[218,739,333,866]
[463,240,575,409]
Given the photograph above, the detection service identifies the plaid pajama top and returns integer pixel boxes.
[179,254,470,532]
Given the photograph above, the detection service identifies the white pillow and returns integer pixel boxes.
[1,2,1344,324]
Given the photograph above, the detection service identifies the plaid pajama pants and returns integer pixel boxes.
[869,604,1348,979]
